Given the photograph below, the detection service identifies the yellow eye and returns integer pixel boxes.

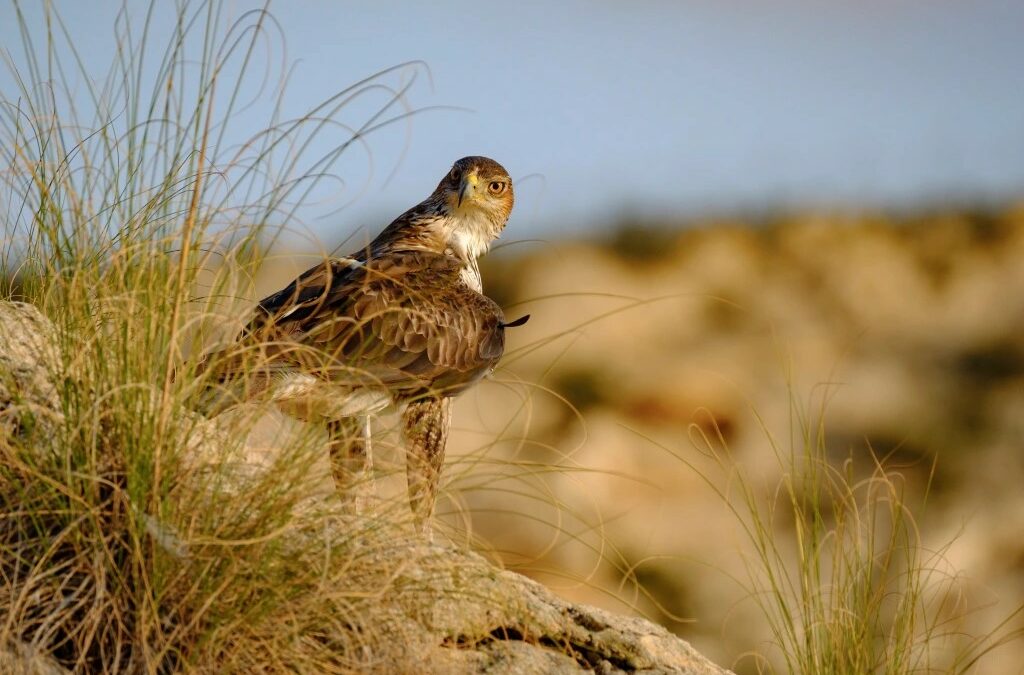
[488,180,506,195]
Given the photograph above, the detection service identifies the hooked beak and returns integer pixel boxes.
[457,171,480,207]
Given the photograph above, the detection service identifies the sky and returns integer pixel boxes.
[2,0,1023,242]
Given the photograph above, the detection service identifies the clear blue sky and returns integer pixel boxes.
[3,0,1023,242]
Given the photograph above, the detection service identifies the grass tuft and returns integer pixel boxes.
[684,391,1024,674]
[0,2,446,671]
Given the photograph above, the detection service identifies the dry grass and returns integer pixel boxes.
[680,389,1024,674]
[0,2,450,671]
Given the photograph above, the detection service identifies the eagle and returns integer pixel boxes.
[198,156,525,529]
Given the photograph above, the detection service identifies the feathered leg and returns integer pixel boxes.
[327,415,374,513]
[402,397,452,531]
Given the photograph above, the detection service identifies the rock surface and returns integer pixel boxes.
[0,641,68,675]
[0,301,63,437]
[385,543,732,674]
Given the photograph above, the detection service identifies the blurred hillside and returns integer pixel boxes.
[432,206,1024,671]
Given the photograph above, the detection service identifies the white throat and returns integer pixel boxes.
[448,210,495,262]
[443,212,495,293]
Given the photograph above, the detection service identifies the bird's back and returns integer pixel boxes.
[197,249,508,415]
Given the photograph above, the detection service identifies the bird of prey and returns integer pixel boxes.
[198,156,526,528]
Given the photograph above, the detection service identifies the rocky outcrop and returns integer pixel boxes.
[381,543,731,674]
[0,300,732,674]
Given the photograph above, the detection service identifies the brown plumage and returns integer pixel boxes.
[198,156,524,528]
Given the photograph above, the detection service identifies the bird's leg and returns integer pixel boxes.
[326,415,375,513]
[402,397,452,533]
[355,414,376,512]
[361,414,373,468]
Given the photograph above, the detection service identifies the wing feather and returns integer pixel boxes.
[210,250,507,398]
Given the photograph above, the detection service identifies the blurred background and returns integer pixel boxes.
[4,0,1023,671]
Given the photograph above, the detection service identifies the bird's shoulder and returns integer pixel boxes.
[348,250,503,327]
[250,249,495,331]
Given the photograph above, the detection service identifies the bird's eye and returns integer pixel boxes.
[449,167,460,181]
[488,181,506,195]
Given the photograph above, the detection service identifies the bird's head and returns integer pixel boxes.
[435,156,514,219]
[431,156,514,258]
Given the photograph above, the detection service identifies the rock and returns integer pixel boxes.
[371,543,733,674]
[0,640,69,675]
[0,302,63,437]
[181,402,336,504]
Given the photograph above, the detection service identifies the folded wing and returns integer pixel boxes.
[209,250,507,398]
